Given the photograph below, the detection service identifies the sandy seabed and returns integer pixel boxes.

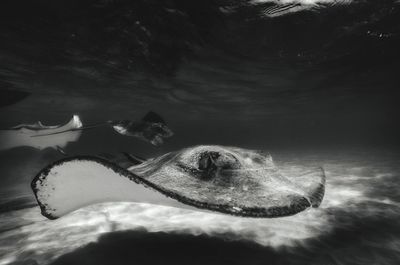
[1,149,400,265]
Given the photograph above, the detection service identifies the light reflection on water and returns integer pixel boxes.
[0,150,399,265]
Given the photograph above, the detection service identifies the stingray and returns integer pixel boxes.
[0,115,83,152]
[109,111,174,146]
[0,112,173,153]
[31,145,325,219]
[32,111,174,147]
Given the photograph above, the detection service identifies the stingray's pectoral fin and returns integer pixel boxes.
[141,111,166,125]
[31,156,144,219]
[296,168,326,208]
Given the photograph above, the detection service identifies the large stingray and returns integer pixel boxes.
[31,145,325,219]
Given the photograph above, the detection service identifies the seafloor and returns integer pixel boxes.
[1,148,399,265]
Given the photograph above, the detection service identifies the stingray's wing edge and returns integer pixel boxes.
[30,156,146,220]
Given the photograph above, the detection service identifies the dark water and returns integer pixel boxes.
[1,0,400,264]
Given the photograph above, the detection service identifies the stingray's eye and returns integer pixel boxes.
[180,150,241,180]
[176,147,242,180]
[198,151,219,171]
[198,151,240,171]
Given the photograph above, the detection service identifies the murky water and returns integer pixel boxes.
[1,0,400,264]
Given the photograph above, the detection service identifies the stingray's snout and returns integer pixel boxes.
[198,151,240,176]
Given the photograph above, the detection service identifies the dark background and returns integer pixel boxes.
[1,0,399,147]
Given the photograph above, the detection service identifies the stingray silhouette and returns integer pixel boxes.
[31,145,325,219]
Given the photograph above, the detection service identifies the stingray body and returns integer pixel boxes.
[110,111,174,146]
[31,145,325,219]
[0,115,82,151]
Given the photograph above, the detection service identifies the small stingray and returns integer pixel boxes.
[0,115,82,152]
[110,111,174,146]
[33,111,173,146]
[31,145,325,219]
[0,112,173,152]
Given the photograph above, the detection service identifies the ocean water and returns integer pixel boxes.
[1,0,400,264]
